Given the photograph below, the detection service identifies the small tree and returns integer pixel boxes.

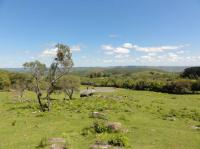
[0,73,11,90]
[24,43,73,111]
[23,60,46,110]
[10,73,32,98]
[15,75,32,98]
[58,75,80,100]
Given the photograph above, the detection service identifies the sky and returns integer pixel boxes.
[0,0,200,68]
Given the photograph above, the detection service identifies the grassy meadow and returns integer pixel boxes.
[0,88,200,149]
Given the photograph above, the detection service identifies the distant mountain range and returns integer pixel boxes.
[1,66,189,75]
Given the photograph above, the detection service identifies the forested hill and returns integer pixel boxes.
[71,66,188,76]
[1,66,188,75]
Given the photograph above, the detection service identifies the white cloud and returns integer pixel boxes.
[41,44,81,57]
[105,51,114,55]
[122,43,137,49]
[135,45,185,53]
[176,50,185,54]
[71,45,81,51]
[101,45,114,51]
[102,45,130,55]
[102,43,188,56]
[100,42,190,65]
[115,54,130,59]
[41,47,58,57]
[115,47,130,54]
[167,53,181,62]
[109,34,118,38]
[136,52,186,64]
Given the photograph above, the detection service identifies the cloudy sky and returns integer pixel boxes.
[0,0,200,68]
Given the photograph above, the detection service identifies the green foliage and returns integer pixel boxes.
[191,79,200,92]
[163,79,193,94]
[81,71,200,94]
[182,67,200,79]
[108,134,128,147]
[57,75,80,100]
[0,73,11,90]
[93,121,108,133]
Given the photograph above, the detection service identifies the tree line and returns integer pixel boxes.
[82,69,200,94]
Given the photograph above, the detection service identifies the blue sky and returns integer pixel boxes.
[0,0,200,67]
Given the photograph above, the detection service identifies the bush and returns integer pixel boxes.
[93,121,108,133]
[149,81,165,92]
[191,80,200,93]
[135,80,150,90]
[162,80,193,94]
[182,67,200,79]
[108,134,128,147]
[0,73,11,90]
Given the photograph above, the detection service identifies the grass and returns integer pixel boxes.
[0,88,200,149]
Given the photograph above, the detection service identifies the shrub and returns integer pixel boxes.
[149,81,165,92]
[181,67,200,79]
[108,134,128,147]
[191,80,200,93]
[162,80,193,94]
[135,80,150,90]
[0,73,11,90]
[93,121,108,133]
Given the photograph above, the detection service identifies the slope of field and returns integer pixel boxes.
[0,88,200,149]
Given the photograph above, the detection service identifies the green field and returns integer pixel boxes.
[0,88,200,149]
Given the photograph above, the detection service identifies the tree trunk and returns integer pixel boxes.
[37,92,44,111]
[69,89,73,100]
[46,93,51,111]
[64,93,67,100]
[46,86,54,111]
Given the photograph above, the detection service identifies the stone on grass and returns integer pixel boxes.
[90,141,112,149]
[48,138,67,149]
[166,117,176,121]
[90,112,107,120]
[80,89,96,97]
[50,144,66,149]
[191,125,200,130]
[107,122,122,132]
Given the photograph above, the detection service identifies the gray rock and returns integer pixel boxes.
[90,112,107,120]
[90,142,112,149]
[107,122,122,132]
[80,89,96,97]
[191,125,200,130]
[48,138,67,149]
[50,144,67,149]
